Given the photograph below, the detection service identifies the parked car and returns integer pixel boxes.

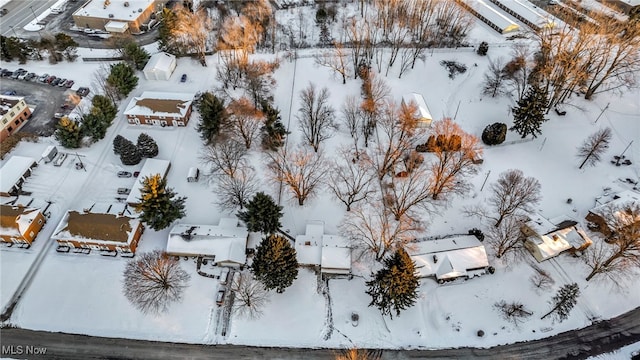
[216,289,225,306]
[133,171,140,177]
[24,73,36,81]
[38,73,49,82]
[1,8,8,16]
[57,78,67,87]
[117,188,130,195]
[117,171,132,178]
[1,69,13,77]
[53,113,65,119]
[45,75,57,84]
[17,72,29,80]
[180,74,187,82]
[64,80,74,88]
[11,69,26,79]
[51,78,63,86]
[3,90,17,96]
[76,87,90,97]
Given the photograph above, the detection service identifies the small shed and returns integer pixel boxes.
[402,93,433,127]
[143,52,177,81]
[42,146,58,163]
[187,167,199,182]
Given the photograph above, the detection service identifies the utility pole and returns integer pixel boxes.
[480,170,491,192]
[594,102,610,124]
[454,100,461,121]
[615,140,634,166]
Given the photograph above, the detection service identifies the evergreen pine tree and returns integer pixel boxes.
[365,248,419,319]
[196,92,227,144]
[113,135,127,155]
[157,8,179,55]
[260,101,288,150]
[123,42,150,70]
[54,33,78,61]
[237,192,283,234]
[54,117,82,148]
[511,85,548,139]
[107,62,139,99]
[82,112,109,141]
[541,283,580,322]
[135,174,186,231]
[119,138,142,165]
[250,234,299,293]
[137,133,159,158]
[92,94,117,119]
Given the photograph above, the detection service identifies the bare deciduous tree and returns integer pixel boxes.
[231,271,270,320]
[215,166,259,212]
[385,166,434,221]
[266,146,328,206]
[482,57,506,98]
[200,139,247,178]
[173,7,213,65]
[226,97,265,149]
[314,42,351,84]
[585,203,640,283]
[485,215,526,262]
[297,83,336,152]
[488,169,542,227]
[361,74,391,148]
[494,300,533,327]
[427,118,481,200]
[241,59,278,107]
[123,250,190,314]
[335,348,382,360]
[577,127,612,169]
[327,149,376,211]
[530,267,555,291]
[92,64,118,105]
[341,95,364,157]
[340,202,421,261]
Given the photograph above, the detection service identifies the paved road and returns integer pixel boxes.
[1,306,638,360]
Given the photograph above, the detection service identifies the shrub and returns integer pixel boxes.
[477,41,489,56]
[482,122,507,145]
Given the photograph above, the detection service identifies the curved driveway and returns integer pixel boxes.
[1,306,638,360]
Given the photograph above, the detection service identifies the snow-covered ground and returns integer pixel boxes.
[1,1,639,354]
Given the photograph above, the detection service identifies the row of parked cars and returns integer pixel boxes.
[1,68,75,88]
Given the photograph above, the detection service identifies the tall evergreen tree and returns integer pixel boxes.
[251,234,299,293]
[237,192,283,234]
[54,117,82,148]
[137,133,159,158]
[196,92,227,144]
[260,101,288,150]
[92,94,117,119]
[541,283,580,322]
[511,85,548,139]
[157,8,179,55]
[365,248,419,319]
[1,36,29,63]
[136,174,186,231]
[123,42,150,70]
[82,112,109,141]
[113,135,127,155]
[120,137,142,165]
[107,63,139,99]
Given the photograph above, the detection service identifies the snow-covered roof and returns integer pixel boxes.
[124,91,193,118]
[0,205,41,238]
[408,235,489,280]
[295,223,351,273]
[590,190,640,218]
[523,214,592,262]
[72,0,156,22]
[104,21,129,33]
[402,93,432,121]
[1,96,25,116]
[52,210,141,245]
[525,213,558,235]
[0,156,37,196]
[166,219,248,264]
[126,158,171,205]
[144,53,176,73]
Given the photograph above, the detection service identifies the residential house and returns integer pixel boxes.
[295,223,352,275]
[1,95,32,141]
[0,204,45,246]
[143,52,177,80]
[166,218,249,268]
[124,91,194,126]
[586,190,640,236]
[408,235,490,283]
[522,213,593,262]
[52,207,144,255]
[0,156,37,197]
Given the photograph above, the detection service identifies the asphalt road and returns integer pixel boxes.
[1,306,638,360]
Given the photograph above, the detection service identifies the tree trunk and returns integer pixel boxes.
[494,214,505,228]
[578,154,591,170]
[541,304,559,319]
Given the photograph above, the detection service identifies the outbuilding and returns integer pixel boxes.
[187,167,199,182]
[401,93,433,127]
[143,52,177,81]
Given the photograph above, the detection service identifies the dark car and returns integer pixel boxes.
[51,78,63,86]
[38,73,49,82]
[117,171,132,178]
[24,73,36,81]
[1,9,9,16]
[57,78,67,87]
[11,69,26,79]
[76,87,90,97]
[180,74,187,82]
[46,75,57,84]
[64,80,75,88]
[3,90,17,96]
[1,69,13,77]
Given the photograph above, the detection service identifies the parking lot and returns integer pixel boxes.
[0,76,71,137]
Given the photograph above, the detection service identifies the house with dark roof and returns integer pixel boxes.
[52,209,144,256]
[124,91,194,127]
[0,204,45,246]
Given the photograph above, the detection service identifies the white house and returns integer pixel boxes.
[401,93,433,127]
[166,218,249,268]
[408,235,490,283]
[522,213,593,262]
[295,223,351,275]
[143,52,177,81]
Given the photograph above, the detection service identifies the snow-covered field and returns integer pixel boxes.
[1,1,639,355]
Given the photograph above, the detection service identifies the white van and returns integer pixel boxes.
[187,167,199,182]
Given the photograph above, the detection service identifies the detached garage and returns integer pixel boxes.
[143,52,177,81]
